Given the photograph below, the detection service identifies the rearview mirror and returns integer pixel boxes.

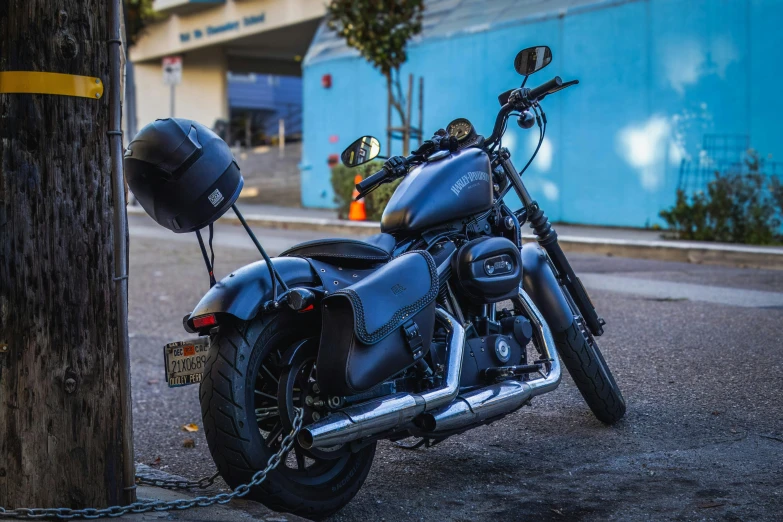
[514,46,552,76]
[341,136,381,167]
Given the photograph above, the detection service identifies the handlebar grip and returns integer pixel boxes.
[356,167,388,194]
[528,76,563,101]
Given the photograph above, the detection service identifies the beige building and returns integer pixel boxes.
[129,0,325,131]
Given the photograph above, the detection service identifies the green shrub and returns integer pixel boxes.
[330,161,402,221]
[660,154,782,244]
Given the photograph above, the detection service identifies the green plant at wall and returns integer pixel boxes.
[660,151,782,244]
[326,0,424,154]
[331,161,401,221]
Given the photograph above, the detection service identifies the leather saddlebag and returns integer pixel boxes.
[316,250,439,396]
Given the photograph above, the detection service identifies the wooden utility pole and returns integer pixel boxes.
[0,0,132,510]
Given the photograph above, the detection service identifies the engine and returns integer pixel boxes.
[424,236,533,389]
[459,309,535,387]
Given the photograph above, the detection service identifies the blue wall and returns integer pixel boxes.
[301,0,783,227]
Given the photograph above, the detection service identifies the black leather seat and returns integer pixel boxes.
[280,233,396,265]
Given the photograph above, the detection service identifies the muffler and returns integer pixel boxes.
[417,289,562,433]
[298,308,465,450]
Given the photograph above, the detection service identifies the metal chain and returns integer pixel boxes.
[134,471,221,491]
[0,407,303,520]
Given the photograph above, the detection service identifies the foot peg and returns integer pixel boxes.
[480,363,543,381]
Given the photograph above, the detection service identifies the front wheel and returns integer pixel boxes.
[200,312,376,520]
[553,319,626,424]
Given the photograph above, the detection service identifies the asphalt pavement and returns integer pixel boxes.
[127,213,783,521]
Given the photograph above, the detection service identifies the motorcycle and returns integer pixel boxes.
[174,45,626,519]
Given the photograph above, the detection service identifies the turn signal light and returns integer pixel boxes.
[192,314,217,329]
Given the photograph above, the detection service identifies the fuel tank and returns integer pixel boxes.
[381,148,493,235]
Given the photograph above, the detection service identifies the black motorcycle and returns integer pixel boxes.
[180,45,625,519]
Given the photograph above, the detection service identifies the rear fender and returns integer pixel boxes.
[186,257,318,329]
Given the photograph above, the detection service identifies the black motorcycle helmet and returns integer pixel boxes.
[125,118,243,233]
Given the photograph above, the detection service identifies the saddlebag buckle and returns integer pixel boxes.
[402,319,424,362]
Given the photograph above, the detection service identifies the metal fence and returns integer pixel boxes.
[677,134,782,194]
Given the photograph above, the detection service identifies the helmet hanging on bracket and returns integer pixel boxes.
[124,118,243,233]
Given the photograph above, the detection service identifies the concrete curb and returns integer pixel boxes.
[127,206,783,270]
[128,205,381,235]
[538,235,783,271]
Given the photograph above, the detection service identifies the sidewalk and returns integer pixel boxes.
[127,203,783,270]
[118,486,301,521]
[233,202,340,220]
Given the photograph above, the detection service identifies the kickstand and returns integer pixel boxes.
[394,437,442,450]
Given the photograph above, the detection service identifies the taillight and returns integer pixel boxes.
[192,314,218,329]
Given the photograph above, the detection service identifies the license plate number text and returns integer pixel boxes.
[164,338,210,388]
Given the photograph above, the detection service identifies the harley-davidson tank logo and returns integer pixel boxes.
[450,171,489,196]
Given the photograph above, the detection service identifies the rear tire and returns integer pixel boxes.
[553,320,626,424]
[200,312,376,520]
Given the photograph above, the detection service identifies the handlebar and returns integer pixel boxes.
[356,152,420,196]
[356,166,389,193]
[486,76,570,146]
[527,76,563,102]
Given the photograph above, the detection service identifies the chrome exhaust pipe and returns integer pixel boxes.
[417,289,562,433]
[299,308,465,450]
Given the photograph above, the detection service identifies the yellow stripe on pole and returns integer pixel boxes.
[0,71,103,99]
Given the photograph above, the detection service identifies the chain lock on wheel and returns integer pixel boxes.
[0,408,304,520]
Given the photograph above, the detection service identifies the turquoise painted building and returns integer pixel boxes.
[300,0,783,227]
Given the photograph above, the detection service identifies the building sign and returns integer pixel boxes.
[179,12,265,43]
[162,56,182,85]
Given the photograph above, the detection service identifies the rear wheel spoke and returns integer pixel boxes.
[254,389,277,401]
[261,364,279,384]
[255,407,279,423]
[265,421,284,447]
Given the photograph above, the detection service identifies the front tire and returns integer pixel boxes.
[553,319,626,424]
[200,312,376,520]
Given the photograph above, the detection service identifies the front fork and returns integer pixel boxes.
[497,149,605,337]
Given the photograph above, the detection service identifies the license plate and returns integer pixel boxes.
[164,338,210,388]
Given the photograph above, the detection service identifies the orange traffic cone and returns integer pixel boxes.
[349,175,367,221]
